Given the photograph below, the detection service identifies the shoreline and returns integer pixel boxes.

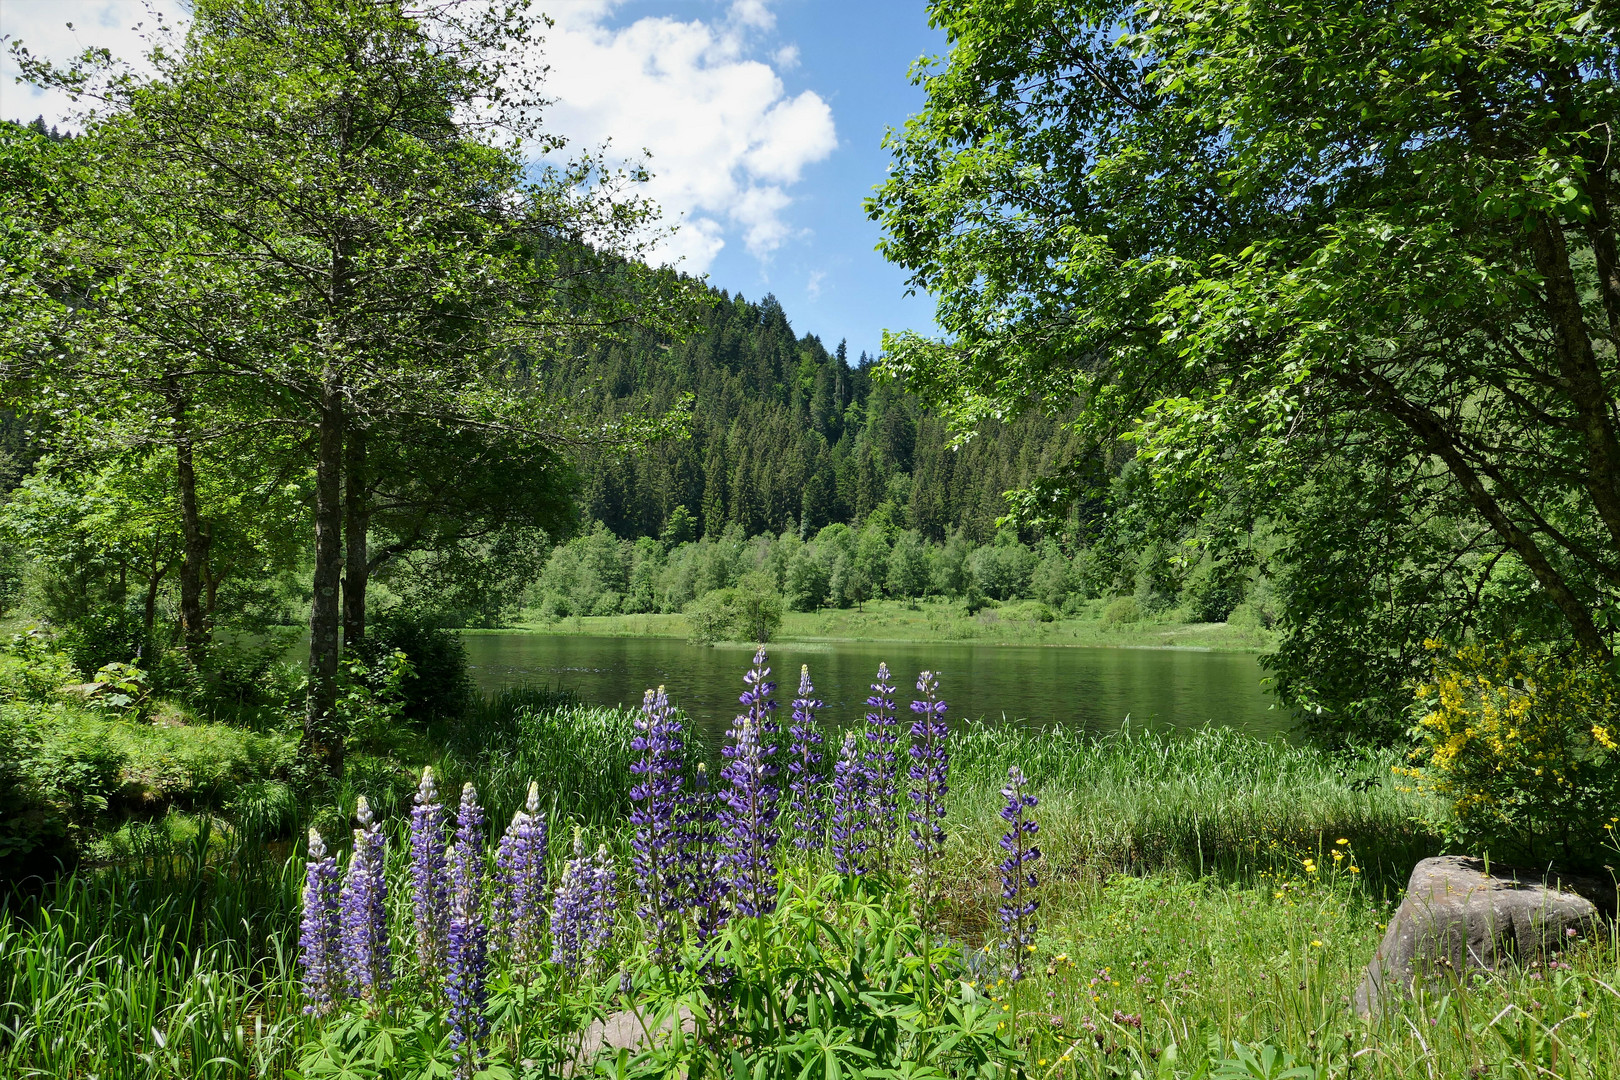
[468,601,1275,654]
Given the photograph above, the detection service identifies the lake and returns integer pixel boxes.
[459,633,1285,744]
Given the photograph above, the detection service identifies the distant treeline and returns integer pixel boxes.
[530,520,1271,628]
[539,292,1090,545]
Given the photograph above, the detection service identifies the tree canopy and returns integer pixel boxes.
[871,0,1619,740]
[4,0,702,770]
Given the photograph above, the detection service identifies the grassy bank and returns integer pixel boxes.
[6,686,1616,1078]
[504,597,1274,651]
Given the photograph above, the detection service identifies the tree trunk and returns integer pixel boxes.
[1529,216,1620,556]
[343,425,369,648]
[305,384,346,776]
[167,379,210,654]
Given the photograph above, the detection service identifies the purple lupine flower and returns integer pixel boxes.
[861,662,902,873]
[786,665,827,852]
[997,766,1041,983]
[300,828,342,1016]
[584,843,618,961]
[720,709,781,919]
[445,783,488,1078]
[495,781,548,968]
[732,645,780,740]
[410,766,449,980]
[679,762,725,941]
[551,831,595,975]
[630,686,685,956]
[907,672,950,911]
[340,796,390,1001]
[719,652,781,918]
[829,730,868,877]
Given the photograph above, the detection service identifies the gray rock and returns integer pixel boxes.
[572,1003,694,1071]
[1354,855,1607,1016]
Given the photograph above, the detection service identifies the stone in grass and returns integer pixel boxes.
[1354,855,1609,1017]
[571,1004,694,1073]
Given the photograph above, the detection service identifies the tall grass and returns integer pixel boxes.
[4,693,1615,1079]
[947,720,1436,897]
[438,685,654,827]
[0,820,303,1079]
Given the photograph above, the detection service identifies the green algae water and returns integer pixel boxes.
[459,633,1282,744]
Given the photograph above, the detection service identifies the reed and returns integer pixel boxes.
[3,687,1615,1079]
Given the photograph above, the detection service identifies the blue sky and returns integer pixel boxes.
[0,0,948,359]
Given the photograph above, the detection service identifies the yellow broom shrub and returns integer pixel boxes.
[1402,639,1620,869]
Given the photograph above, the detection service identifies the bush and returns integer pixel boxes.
[177,631,304,725]
[0,701,113,875]
[1102,595,1141,626]
[1181,557,1247,623]
[58,607,156,677]
[1402,641,1620,870]
[0,630,77,702]
[351,614,472,724]
[683,577,784,645]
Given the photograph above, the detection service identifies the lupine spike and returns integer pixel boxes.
[830,730,868,876]
[907,671,950,915]
[299,828,342,1016]
[787,665,827,852]
[340,796,390,1001]
[861,662,901,873]
[551,829,607,976]
[679,761,724,942]
[720,653,782,919]
[495,780,548,969]
[409,766,448,980]
[630,685,685,957]
[997,766,1041,983]
[585,843,618,960]
[446,784,489,1078]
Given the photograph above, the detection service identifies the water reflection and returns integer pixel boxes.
[460,633,1285,745]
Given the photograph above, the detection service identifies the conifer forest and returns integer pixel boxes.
[0,1,1617,1078]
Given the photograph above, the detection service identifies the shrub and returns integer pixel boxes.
[682,577,784,645]
[1102,595,1141,626]
[351,614,472,724]
[1402,641,1620,869]
[0,630,77,703]
[179,631,304,725]
[59,607,156,677]
[1181,556,1247,623]
[0,695,301,877]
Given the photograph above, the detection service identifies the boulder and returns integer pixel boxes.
[1354,855,1608,1016]
[572,1003,694,1072]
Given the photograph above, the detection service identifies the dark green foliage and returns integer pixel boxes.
[59,607,156,677]
[351,614,473,726]
[683,573,785,645]
[0,663,299,879]
[868,0,1620,747]
[176,632,304,727]
[1182,557,1247,624]
[546,293,1092,547]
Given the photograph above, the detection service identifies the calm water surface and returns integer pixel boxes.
[460,633,1284,744]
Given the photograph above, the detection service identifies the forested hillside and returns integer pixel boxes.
[543,291,1089,545]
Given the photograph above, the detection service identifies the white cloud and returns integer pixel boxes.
[806,269,826,300]
[727,0,775,32]
[0,1,183,130]
[1,1,837,276]
[538,2,836,272]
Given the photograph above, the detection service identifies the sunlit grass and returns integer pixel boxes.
[506,598,1274,651]
[3,704,1616,1078]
